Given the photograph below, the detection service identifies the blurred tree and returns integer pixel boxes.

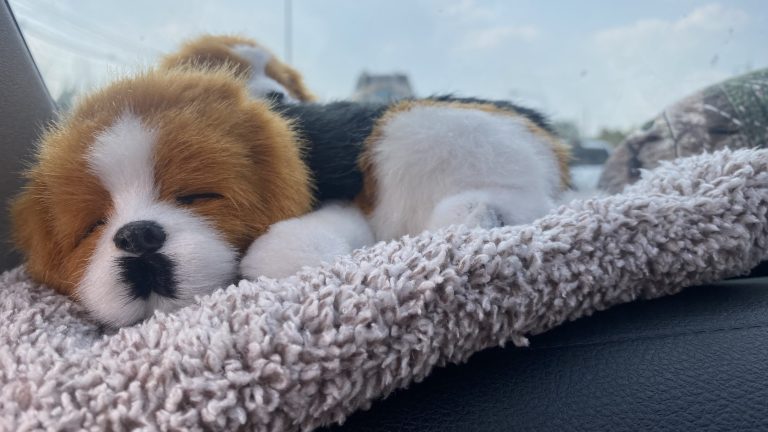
[596,128,629,147]
[55,86,78,111]
[553,121,612,165]
[552,120,581,146]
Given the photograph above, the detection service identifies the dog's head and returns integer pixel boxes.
[11,68,313,327]
[160,34,315,104]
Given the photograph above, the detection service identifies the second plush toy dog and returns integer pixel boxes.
[161,34,315,103]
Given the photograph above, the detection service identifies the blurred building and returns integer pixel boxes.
[351,72,414,103]
[571,139,611,165]
[553,121,611,165]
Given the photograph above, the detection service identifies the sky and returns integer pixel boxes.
[9,0,768,135]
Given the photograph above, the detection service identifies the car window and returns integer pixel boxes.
[9,0,768,193]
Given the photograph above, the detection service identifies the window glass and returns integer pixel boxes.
[9,0,768,192]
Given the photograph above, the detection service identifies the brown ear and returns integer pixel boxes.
[285,66,316,102]
[160,43,253,78]
[266,61,316,102]
[10,183,73,295]
[231,98,315,223]
[159,34,255,78]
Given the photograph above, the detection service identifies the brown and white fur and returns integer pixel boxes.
[11,67,569,327]
[160,34,315,103]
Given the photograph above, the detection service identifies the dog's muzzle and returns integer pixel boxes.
[114,220,177,300]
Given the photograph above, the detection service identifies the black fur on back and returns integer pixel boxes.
[277,101,390,204]
[427,94,555,134]
[274,96,553,205]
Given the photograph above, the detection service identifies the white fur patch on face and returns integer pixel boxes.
[81,113,237,327]
[232,44,298,104]
[367,105,562,240]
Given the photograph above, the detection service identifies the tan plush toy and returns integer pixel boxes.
[161,34,315,103]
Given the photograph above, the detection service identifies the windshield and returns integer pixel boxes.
[9,0,768,192]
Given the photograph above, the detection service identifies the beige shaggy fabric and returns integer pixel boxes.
[2,148,768,431]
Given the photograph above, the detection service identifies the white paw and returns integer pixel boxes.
[426,188,555,231]
[427,191,506,231]
[239,218,352,280]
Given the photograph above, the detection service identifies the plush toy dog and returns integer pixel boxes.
[11,66,570,327]
[160,34,315,103]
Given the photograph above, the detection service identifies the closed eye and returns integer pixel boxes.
[78,218,106,245]
[175,193,224,206]
[87,219,105,235]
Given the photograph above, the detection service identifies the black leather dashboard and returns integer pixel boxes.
[326,279,768,431]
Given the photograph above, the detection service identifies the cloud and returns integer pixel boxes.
[575,3,754,134]
[594,3,748,52]
[433,0,540,51]
[460,25,540,50]
[441,0,496,22]
[676,3,748,32]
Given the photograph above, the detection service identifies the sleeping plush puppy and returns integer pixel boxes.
[11,67,570,327]
[160,34,315,103]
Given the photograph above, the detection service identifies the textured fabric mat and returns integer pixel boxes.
[2,148,768,431]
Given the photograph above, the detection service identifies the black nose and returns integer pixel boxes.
[113,220,166,254]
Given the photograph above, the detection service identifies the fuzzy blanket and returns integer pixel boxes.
[2,148,768,431]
